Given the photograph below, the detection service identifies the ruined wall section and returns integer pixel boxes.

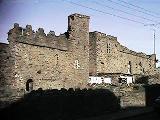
[89,32,156,76]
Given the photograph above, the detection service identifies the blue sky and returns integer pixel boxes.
[0,0,160,67]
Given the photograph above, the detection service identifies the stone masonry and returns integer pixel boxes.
[89,31,156,84]
[0,13,90,99]
[0,13,157,101]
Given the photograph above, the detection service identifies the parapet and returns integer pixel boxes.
[89,31,117,40]
[119,44,156,60]
[69,13,90,19]
[8,23,68,51]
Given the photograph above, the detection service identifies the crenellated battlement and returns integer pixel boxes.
[0,13,158,106]
[8,23,68,51]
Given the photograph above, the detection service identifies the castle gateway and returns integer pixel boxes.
[0,13,156,97]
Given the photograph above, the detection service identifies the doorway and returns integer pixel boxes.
[26,79,33,92]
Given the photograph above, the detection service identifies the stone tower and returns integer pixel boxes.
[67,13,90,88]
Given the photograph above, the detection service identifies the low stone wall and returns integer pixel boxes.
[121,89,145,107]
[113,85,145,107]
[91,84,146,107]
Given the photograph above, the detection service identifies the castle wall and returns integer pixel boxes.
[0,43,9,88]
[11,42,68,90]
[89,32,156,77]
[0,43,14,98]
[5,13,90,92]
[0,13,159,108]
[9,41,88,92]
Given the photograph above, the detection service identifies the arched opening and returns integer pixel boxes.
[26,79,33,92]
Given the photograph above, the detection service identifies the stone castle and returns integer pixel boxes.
[0,13,157,98]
